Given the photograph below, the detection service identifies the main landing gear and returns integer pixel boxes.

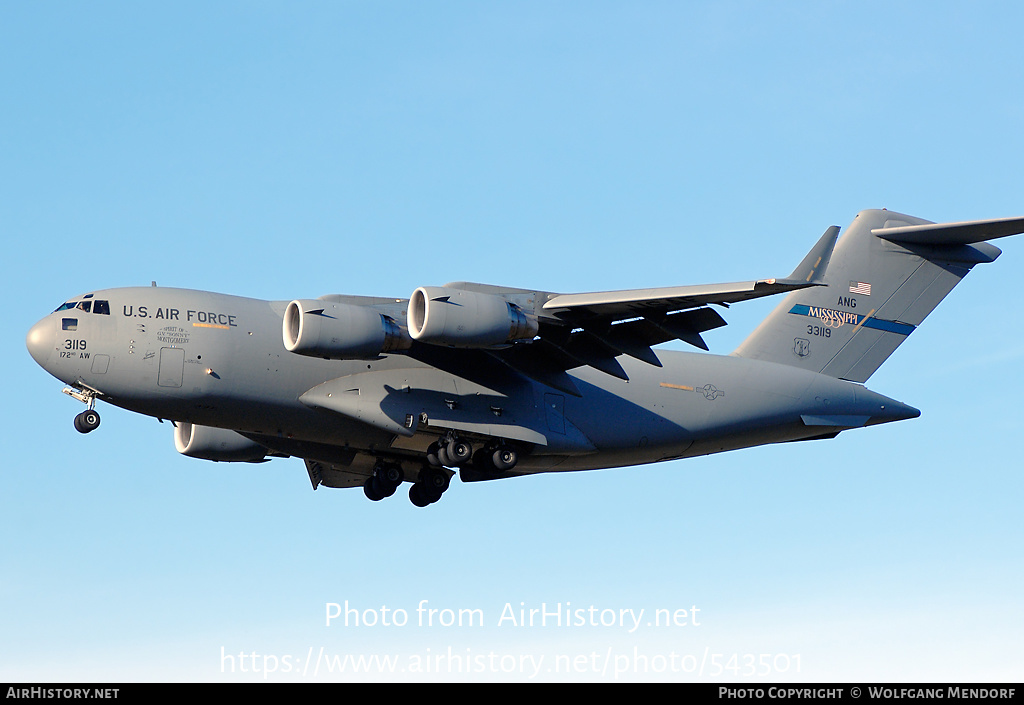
[362,461,405,501]
[408,466,451,508]
[365,435,521,508]
[64,385,101,434]
[361,460,452,508]
[426,436,519,475]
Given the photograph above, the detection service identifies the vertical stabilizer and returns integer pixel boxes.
[733,209,1021,382]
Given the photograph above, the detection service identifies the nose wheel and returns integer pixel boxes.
[73,409,101,434]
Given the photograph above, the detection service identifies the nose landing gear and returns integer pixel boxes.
[63,384,101,434]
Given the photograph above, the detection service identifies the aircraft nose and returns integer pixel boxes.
[26,316,57,368]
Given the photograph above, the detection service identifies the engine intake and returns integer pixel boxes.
[408,287,538,348]
[283,300,410,359]
[174,422,270,462]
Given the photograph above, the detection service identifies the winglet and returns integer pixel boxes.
[781,225,840,285]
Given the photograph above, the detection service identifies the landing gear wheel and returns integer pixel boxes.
[74,409,100,434]
[421,466,451,493]
[446,439,472,466]
[409,483,438,507]
[375,476,398,498]
[492,448,518,471]
[378,463,404,486]
[426,441,443,467]
[363,477,385,501]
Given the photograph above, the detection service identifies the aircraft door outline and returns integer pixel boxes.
[158,347,185,387]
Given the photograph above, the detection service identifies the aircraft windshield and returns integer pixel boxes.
[53,300,111,315]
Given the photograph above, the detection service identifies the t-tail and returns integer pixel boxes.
[733,209,1024,382]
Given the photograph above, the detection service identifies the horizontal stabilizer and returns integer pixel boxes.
[873,216,1024,246]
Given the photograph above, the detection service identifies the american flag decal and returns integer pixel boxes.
[849,281,872,295]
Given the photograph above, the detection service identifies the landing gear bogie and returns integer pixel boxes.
[428,434,475,469]
[363,461,405,501]
[407,465,452,507]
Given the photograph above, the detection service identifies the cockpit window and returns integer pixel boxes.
[53,300,110,315]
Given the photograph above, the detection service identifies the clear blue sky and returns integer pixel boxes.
[3,1,1022,682]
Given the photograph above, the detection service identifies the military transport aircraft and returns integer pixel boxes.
[26,209,1024,506]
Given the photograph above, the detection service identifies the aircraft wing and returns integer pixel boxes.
[424,225,840,396]
[542,225,838,319]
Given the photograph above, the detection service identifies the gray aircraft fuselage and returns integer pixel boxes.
[26,285,917,477]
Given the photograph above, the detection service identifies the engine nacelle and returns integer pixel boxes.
[408,287,539,348]
[173,422,270,462]
[283,300,410,359]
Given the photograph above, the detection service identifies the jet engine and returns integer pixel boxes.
[283,300,410,359]
[408,287,538,348]
[173,422,270,462]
